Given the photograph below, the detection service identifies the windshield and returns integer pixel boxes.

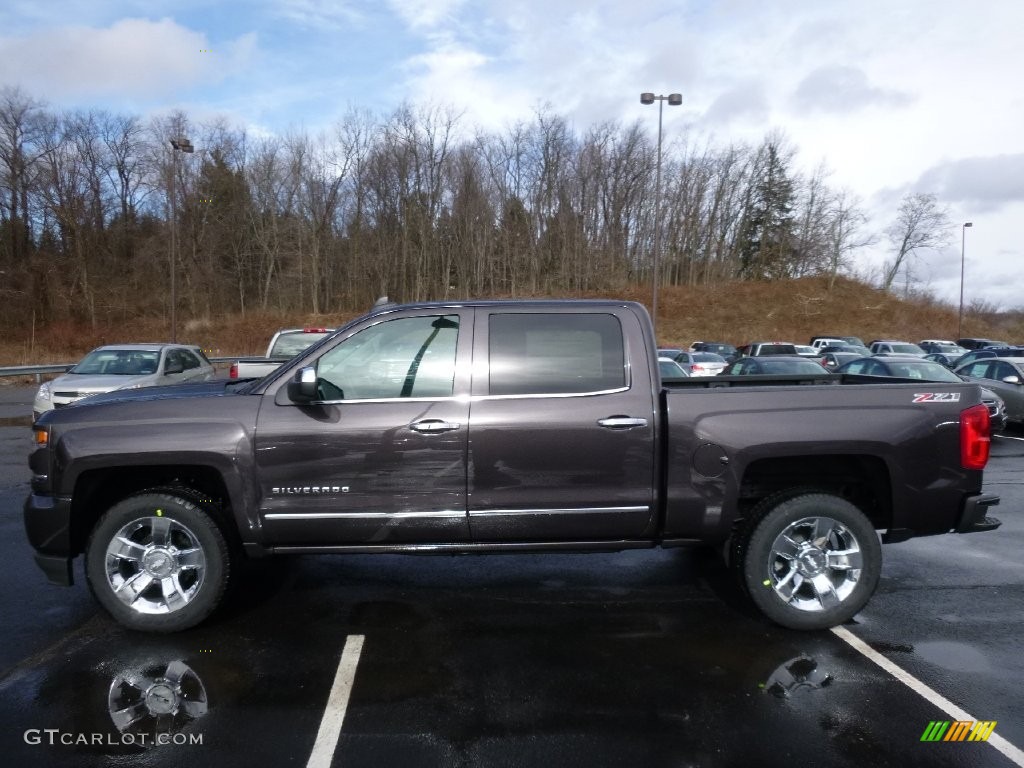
[890,344,924,354]
[70,349,160,376]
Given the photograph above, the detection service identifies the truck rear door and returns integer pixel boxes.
[467,307,656,541]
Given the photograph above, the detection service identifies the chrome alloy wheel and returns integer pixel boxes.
[105,516,207,615]
[766,515,863,612]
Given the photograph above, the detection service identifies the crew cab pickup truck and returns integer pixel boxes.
[25,300,1000,633]
[228,327,334,379]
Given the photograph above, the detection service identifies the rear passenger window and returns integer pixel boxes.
[488,313,626,396]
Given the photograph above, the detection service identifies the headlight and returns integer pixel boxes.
[37,382,51,401]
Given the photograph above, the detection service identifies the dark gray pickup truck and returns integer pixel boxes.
[25,300,1000,632]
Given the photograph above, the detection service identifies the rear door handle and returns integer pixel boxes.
[409,419,462,434]
[597,417,648,430]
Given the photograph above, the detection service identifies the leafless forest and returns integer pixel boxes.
[2,85,912,332]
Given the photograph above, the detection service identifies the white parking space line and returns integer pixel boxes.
[832,627,1024,766]
[307,634,365,768]
[995,434,1024,442]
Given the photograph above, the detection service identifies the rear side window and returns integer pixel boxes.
[488,313,625,396]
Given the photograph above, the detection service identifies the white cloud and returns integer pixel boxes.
[386,0,469,30]
[791,65,912,114]
[273,0,364,31]
[0,17,256,102]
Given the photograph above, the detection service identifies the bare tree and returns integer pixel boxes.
[823,189,872,290]
[881,192,950,291]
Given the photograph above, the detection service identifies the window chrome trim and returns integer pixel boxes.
[306,395,461,405]
[473,386,630,401]
[468,506,649,517]
[265,510,466,521]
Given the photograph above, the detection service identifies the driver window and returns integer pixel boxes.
[314,315,459,400]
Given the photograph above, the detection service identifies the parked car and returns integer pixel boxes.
[869,340,926,357]
[33,344,215,422]
[658,358,690,380]
[955,357,1024,425]
[919,340,968,357]
[810,335,866,349]
[958,338,1010,350]
[953,347,1024,371]
[838,355,1007,430]
[672,351,728,376]
[689,341,739,361]
[230,327,335,379]
[736,342,798,357]
[793,344,819,357]
[722,356,829,375]
[657,347,685,360]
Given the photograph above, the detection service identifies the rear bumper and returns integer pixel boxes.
[956,493,1001,534]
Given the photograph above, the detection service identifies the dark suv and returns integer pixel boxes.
[958,338,1010,350]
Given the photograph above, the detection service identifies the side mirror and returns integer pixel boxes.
[164,360,184,375]
[288,366,319,402]
[1002,375,1022,385]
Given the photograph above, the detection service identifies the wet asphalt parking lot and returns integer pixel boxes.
[1,382,1022,768]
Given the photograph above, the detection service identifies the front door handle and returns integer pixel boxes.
[409,419,462,434]
[597,417,648,430]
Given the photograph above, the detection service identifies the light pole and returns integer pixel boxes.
[640,92,682,335]
[957,221,973,340]
[169,137,194,342]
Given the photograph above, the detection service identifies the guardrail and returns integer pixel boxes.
[0,358,239,382]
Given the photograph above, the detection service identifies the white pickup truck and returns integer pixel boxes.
[228,327,334,379]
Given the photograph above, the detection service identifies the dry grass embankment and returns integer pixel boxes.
[1,276,1020,369]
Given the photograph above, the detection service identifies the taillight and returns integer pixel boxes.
[229,363,238,379]
[960,403,990,470]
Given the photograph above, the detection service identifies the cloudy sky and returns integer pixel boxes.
[2,0,1022,309]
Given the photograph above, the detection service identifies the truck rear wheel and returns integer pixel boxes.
[85,492,230,632]
[737,492,881,630]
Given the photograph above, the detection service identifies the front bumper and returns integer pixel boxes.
[23,493,75,585]
[956,493,1001,534]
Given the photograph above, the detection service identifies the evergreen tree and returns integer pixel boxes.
[736,137,796,280]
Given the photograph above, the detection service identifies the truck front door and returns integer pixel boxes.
[255,310,472,545]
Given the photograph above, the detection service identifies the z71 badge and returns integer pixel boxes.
[912,392,961,403]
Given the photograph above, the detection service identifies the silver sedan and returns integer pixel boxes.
[33,344,216,421]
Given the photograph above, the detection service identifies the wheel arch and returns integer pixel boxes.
[70,465,245,557]
[735,454,892,534]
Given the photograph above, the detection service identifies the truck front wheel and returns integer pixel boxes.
[85,492,230,632]
[738,493,882,631]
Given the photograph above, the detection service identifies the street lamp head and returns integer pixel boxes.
[963,221,973,228]
[667,93,682,105]
[640,92,655,105]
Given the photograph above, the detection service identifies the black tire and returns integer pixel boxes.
[85,492,230,632]
[737,492,881,631]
